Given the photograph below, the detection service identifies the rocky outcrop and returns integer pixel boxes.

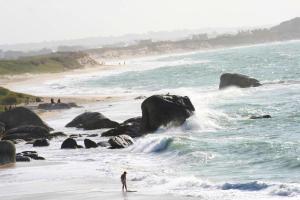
[219,73,261,89]
[61,138,79,149]
[33,139,50,147]
[102,117,142,138]
[84,139,98,149]
[38,103,79,110]
[108,135,134,149]
[141,95,195,132]
[0,141,16,165]
[0,107,52,131]
[2,125,51,141]
[65,112,119,130]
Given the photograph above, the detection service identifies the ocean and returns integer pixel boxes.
[1,40,300,200]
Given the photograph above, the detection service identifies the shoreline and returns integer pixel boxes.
[2,39,299,97]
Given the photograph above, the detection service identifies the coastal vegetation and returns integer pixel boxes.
[0,87,36,112]
[0,52,96,75]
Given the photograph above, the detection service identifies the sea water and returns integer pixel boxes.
[1,41,300,199]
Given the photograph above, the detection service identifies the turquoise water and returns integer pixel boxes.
[83,41,300,90]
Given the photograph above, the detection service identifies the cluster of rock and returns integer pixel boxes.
[60,94,196,149]
[16,151,45,162]
[0,107,54,142]
[58,74,268,150]
[0,107,67,165]
[0,74,270,166]
[0,140,45,164]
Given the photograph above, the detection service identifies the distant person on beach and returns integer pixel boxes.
[57,98,61,103]
[121,171,128,192]
[51,98,54,104]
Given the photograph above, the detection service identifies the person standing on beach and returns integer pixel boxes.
[121,171,128,192]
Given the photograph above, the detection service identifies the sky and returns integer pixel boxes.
[0,0,299,45]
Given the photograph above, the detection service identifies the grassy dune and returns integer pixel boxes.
[0,52,89,75]
[0,87,36,112]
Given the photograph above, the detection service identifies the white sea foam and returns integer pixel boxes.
[130,135,173,153]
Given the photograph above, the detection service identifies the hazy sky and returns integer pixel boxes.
[0,0,299,44]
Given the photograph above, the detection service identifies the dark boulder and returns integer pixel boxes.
[108,135,134,149]
[2,125,50,141]
[61,138,78,149]
[141,94,195,132]
[0,141,16,165]
[219,73,262,89]
[33,139,50,147]
[84,139,98,149]
[38,102,79,110]
[250,115,271,119]
[16,155,31,162]
[65,112,119,130]
[0,107,52,131]
[102,117,143,138]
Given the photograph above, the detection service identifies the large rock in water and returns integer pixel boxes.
[108,135,134,149]
[2,125,50,141]
[0,140,16,165]
[84,139,98,149]
[101,117,142,138]
[0,107,52,131]
[219,73,261,89]
[61,138,78,149]
[141,94,195,132]
[65,112,119,130]
[38,103,79,110]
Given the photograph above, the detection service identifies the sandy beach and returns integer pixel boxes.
[0,161,197,200]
